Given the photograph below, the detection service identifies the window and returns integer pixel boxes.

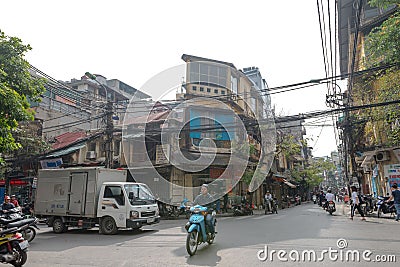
[192,86,197,91]
[199,87,204,92]
[221,90,225,95]
[103,186,125,206]
[89,142,96,151]
[189,62,228,88]
[207,88,211,93]
[214,89,219,94]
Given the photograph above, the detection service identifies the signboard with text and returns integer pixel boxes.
[384,164,400,187]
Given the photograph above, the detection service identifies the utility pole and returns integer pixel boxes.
[85,72,113,169]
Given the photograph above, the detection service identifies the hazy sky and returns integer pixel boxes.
[1,0,345,157]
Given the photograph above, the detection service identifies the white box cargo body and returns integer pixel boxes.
[35,167,126,217]
[35,167,160,234]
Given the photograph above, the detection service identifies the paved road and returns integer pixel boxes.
[26,203,399,266]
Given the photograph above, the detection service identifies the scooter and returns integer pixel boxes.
[312,195,317,204]
[376,196,396,218]
[0,209,39,243]
[0,227,28,266]
[185,205,216,256]
[233,202,253,216]
[264,199,278,214]
[326,201,336,215]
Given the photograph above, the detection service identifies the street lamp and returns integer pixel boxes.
[85,72,114,169]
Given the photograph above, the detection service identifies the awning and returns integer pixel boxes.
[45,143,86,158]
[283,180,297,188]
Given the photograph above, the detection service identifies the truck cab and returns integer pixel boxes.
[98,182,160,234]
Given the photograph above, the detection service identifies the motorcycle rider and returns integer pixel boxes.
[193,184,215,233]
[319,190,325,207]
[10,195,19,208]
[264,191,273,212]
[325,189,335,210]
[1,196,16,213]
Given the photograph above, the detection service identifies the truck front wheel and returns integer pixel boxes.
[100,216,118,235]
[53,218,67,233]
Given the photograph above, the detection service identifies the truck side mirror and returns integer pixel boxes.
[128,192,135,200]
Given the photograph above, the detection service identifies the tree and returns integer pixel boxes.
[355,1,400,146]
[0,30,45,164]
[290,158,336,188]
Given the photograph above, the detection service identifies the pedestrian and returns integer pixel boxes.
[386,183,400,222]
[223,193,228,213]
[350,186,366,221]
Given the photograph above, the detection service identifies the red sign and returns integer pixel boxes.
[0,180,29,186]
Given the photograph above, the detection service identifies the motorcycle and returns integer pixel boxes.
[185,205,216,256]
[264,198,278,214]
[321,199,327,209]
[157,200,179,219]
[360,195,375,215]
[312,195,317,204]
[0,209,39,243]
[0,227,28,266]
[326,201,336,215]
[233,202,253,216]
[294,195,301,206]
[376,196,396,218]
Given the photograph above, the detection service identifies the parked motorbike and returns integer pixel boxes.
[157,200,179,219]
[360,195,375,215]
[233,202,253,216]
[326,201,336,215]
[185,205,216,256]
[0,227,28,266]
[0,209,39,243]
[376,196,396,218]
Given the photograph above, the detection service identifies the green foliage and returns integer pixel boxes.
[11,122,50,158]
[276,134,301,158]
[241,169,255,186]
[368,0,399,9]
[365,12,400,66]
[353,1,400,147]
[290,158,335,188]
[0,30,45,158]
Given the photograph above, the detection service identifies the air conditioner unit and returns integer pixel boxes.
[86,151,97,159]
[376,151,389,162]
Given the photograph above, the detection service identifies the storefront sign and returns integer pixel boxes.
[40,158,63,169]
[384,164,400,187]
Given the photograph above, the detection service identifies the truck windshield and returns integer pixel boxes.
[124,184,156,205]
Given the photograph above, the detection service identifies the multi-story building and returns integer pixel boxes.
[337,0,399,195]
[122,54,274,206]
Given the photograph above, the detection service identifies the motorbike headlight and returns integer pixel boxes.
[130,211,139,219]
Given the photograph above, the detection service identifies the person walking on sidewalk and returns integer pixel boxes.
[350,186,366,221]
[386,183,400,222]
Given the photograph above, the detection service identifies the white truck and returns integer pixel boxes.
[34,167,160,234]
